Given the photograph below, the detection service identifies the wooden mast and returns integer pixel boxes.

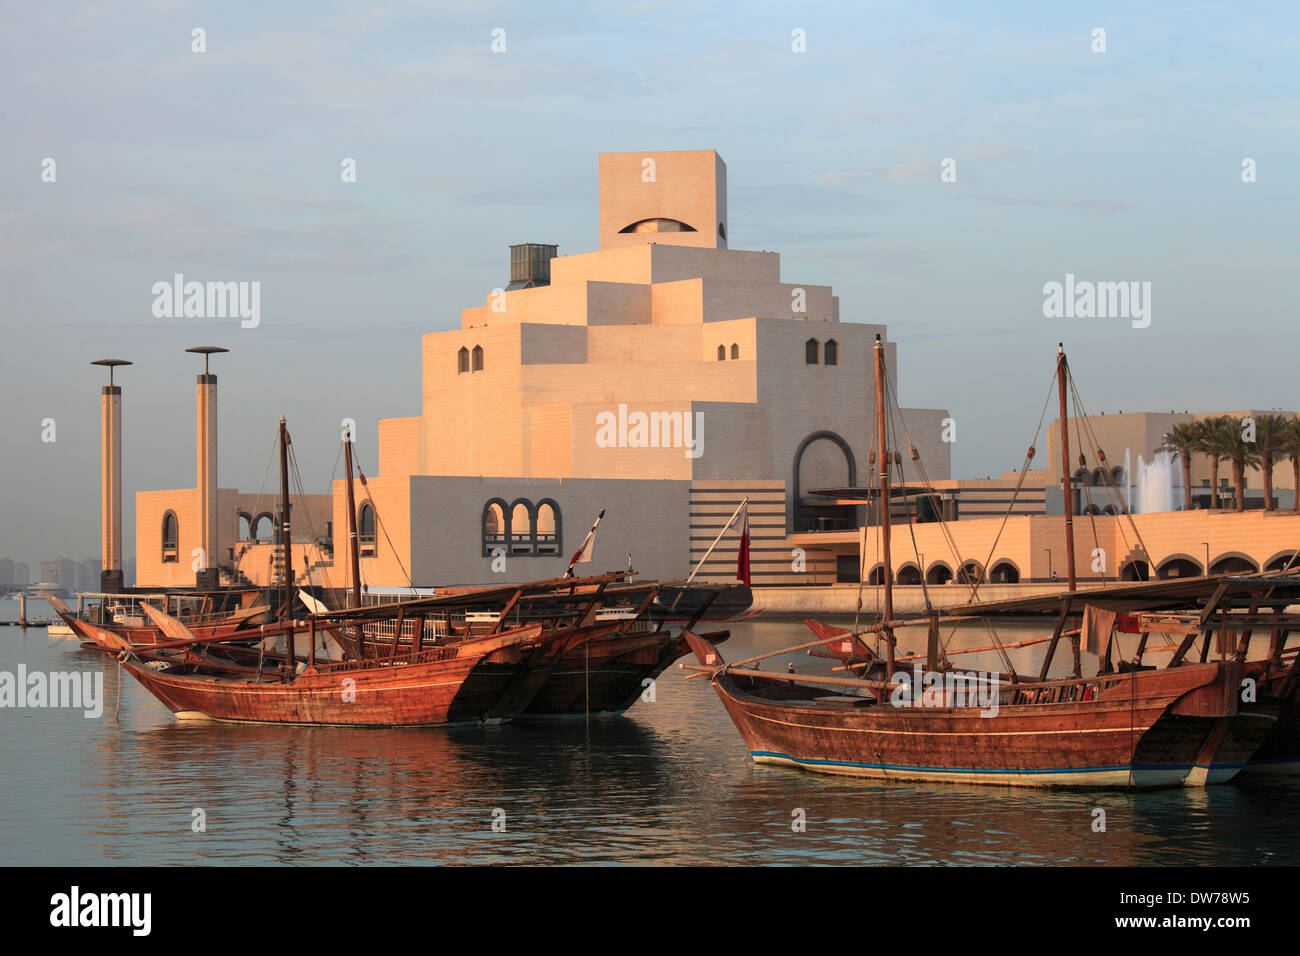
[1057,344,1077,592]
[874,334,897,677]
[344,437,362,612]
[279,416,296,671]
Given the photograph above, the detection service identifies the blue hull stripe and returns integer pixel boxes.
[750,751,1189,775]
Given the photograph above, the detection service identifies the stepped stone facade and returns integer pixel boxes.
[133,149,956,589]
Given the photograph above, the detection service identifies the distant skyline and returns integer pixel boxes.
[2,1,1297,561]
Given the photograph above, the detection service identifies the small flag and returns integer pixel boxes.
[565,509,605,578]
[736,503,751,585]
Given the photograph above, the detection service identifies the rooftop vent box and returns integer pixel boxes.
[506,243,558,290]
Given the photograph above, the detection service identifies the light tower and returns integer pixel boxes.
[187,346,228,589]
[91,359,132,592]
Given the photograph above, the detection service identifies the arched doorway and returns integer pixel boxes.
[1120,560,1150,581]
[1157,556,1203,579]
[927,562,953,585]
[792,430,856,531]
[988,560,1020,583]
[1264,551,1298,573]
[1209,554,1258,575]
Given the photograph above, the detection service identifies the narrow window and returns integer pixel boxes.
[359,502,376,557]
[509,500,534,554]
[535,500,561,554]
[824,339,838,366]
[161,511,178,563]
[805,338,819,365]
[482,500,507,555]
[457,347,469,373]
[730,343,739,360]
[717,345,726,361]
[472,345,484,371]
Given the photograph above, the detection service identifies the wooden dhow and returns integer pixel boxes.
[682,340,1266,789]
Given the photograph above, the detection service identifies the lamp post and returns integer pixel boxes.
[91,358,132,592]
[187,346,228,588]
[1203,542,1210,577]
[1045,548,1053,582]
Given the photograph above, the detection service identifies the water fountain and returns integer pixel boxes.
[1128,449,1181,513]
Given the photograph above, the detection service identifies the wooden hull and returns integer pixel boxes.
[702,661,1241,789]
[520,635,667,718]
[1183,708,1281,785]
[102,605,271,647]
[518,629,725,719]
[115,626,544,727]
[1240,675,1300,776]
[62,611,269,650]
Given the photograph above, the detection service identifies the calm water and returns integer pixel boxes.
[2,597,1297,866]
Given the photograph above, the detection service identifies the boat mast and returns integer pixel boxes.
[1057,345,1077,592]
[344,437,362,611]
[279,416,296,669]
[874,334,896,677]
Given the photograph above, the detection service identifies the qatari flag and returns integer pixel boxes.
[564,509,605,578]
[736,503,751,585]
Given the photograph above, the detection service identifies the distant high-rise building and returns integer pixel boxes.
[39,557,79,590]
[0,558,13,589]
[14,562,29,589]
[78,559,103,592]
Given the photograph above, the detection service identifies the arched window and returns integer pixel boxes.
[535,500,561,554]
[482,499,507,556]
[509,499,535,554]
[457,347,469,373]
[237,512,252,541]
[252,512,274,543]
[161,511,178,562]
[472,345,484,371]
[717,345,726,361]
[824,339,838,366]
[805,338,819,365]
[619,218,697,234]
[358,502,376,557]
[730,343,739,360]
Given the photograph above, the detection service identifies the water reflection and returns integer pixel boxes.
[1,602,1297,866]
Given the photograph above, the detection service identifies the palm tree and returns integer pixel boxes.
[1192,416,1234,510]
[1217,416,1262,510]
[1156,421,1200,511]
[1286,416,1300,512]
[1251,414,1291,511]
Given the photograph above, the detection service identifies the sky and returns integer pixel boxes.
[1,0,1297,565]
